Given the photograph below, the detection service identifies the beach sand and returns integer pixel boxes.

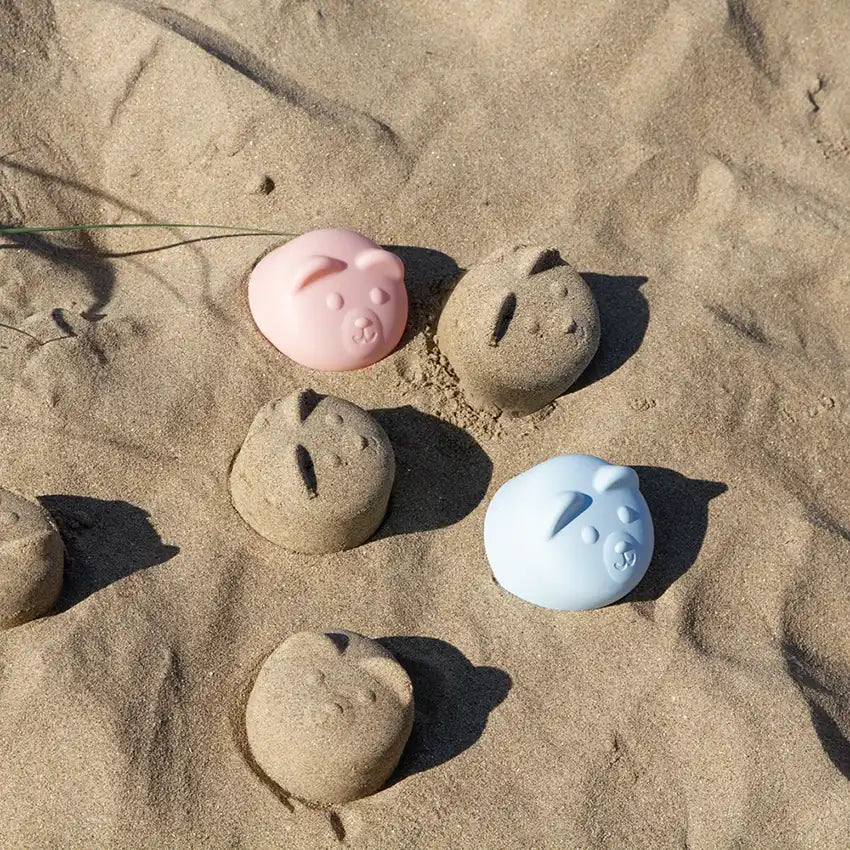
[1,0,849,846]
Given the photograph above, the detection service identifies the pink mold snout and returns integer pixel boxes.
[248,228,408,372]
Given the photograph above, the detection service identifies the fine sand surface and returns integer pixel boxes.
[1,1,849,847]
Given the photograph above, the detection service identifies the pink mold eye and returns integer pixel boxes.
[370,287,389,305]
[326,292,344,311]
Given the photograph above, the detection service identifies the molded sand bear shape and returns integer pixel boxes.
[0,488,64,629]
[230,389,395,553]
[484,455,654,610]
[248,228,408,371]
[246,630,414,805]
[437,245,600,416]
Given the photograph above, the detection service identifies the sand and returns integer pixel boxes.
[0,487,64,628]
[230,389,395,553]
[0,0,849,847]
[437,245,600,415]
[246,630,414,805]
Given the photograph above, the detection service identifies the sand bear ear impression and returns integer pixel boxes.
[593,465,639,493]
[275,631,344,660]
[354,248,404,279]
[517,246,562,278]
[291,255,347,292]
[358,655,414,704]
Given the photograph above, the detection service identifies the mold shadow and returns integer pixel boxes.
[378,636,511,784]
[371,405,492,539]
[571,273,649,391]
[383,245,461,347]
[782,642,850,780]
[620,467,727,604]
[39,495,180,613]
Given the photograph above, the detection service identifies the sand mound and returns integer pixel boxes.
[437,245,600,415]
[0,488,64,628]
[230,389,395,553]
[245,630,414,805]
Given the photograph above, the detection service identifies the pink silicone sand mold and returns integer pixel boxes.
[248,228,408,372]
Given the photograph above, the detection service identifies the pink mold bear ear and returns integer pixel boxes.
[354,248,404,280]
[291,255,347,293]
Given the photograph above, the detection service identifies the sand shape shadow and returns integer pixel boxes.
[39,495,179,613]
[371,405,492,539]
[570,272,649,391]
[377,636,511,785]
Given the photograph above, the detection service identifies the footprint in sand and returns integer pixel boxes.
[437,245,600,416]
[229,388,395,553]
[245,630,414,805]
[0,488,64,629]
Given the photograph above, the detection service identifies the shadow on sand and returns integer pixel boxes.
[39,495,179,612]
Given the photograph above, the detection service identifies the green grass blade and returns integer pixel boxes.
[0,222,298,237]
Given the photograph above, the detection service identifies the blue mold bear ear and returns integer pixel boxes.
[593,464,639,493]
[549,491,591,539]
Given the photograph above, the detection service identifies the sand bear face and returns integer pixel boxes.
[229,389,395,553]
[437,246,601,415]
[248,229,408,371]
[484,454,654,610]
[245,630,414,805]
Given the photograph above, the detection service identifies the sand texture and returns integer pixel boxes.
[0,487,64,628]
[230,389,395,553]
[1,0,849,847]
[246,630,414,805]
[437,245,600,415]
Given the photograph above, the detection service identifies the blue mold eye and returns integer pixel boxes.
[617,505,638,523]
[581,525,599,544]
